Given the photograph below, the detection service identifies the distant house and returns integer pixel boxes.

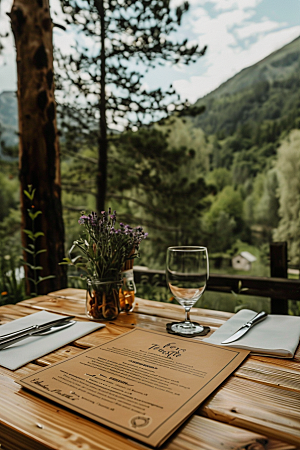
[232,251,257,271]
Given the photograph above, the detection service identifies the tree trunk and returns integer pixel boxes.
[95,0,107,213]
[10,0,67,295]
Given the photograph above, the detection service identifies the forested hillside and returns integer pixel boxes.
[182,36,300,267]
[193,36,300,136]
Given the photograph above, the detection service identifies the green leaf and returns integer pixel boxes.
[23,229,34,239]
[24,188,36,201]
[36,249,47,255]
[26,277,37,283]
[37,275,55,282]
[33,231,44,239]
[28,210,42,220]
[59,257,72,265]
[23,248,34,255]
[22,262,35,269]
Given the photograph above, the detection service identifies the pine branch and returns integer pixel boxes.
[107,193,164,216]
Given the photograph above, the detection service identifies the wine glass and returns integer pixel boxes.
[166,246,209,336]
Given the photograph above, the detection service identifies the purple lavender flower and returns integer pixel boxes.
[72,208,148,280]
[78,215,89,225]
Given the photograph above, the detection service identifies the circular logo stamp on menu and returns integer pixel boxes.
[129,415,152,429]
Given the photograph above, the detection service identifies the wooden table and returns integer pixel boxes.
[1,288,300,450]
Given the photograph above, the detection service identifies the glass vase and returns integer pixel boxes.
[86,278,121,320]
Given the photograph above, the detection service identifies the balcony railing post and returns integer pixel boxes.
[270,242,288,314]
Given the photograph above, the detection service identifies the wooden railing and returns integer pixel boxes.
[133,243,300,315]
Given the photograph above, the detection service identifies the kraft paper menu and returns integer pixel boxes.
[18,328,249,447]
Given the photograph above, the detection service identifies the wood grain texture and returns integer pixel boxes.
[234,359,300,392]
[200,377,300,446]
[0,372,295,450]
[1,289,299,450]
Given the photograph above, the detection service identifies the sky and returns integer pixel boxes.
[0,0,299,103]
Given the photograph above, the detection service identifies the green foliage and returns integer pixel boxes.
[205,186,244,224]
[254,169,280,228]
[0,165,24,305]
[206,168,232,193]
[136,274,169,303]
[0,171,19,222]
[107,126,210,266]
[273,130,300,265]
[21,186,55,296]
[0,242,25,306]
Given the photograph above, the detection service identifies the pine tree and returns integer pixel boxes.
[56,0,206,211]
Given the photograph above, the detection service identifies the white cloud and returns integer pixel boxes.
[212,0,262,11]
[239,25,300,66]
[177,0,262,9]
[191,7,257,51]
[174,24,300,103]
[235,19,286,39]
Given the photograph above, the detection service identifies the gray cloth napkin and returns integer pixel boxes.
[0,311,105,370]
[203,309,300,358]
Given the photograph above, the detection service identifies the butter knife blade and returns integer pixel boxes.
[221,311,268,344]
[0,316,75,343]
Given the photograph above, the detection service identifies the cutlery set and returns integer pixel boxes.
[0,316,76,350]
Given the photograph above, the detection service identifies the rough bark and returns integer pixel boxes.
[10,0,67,294]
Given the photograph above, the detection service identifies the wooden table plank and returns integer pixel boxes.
[0,303,43,324]
[200,376,300,446]
[235,359,300,392]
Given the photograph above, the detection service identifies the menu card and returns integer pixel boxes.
[18,328,249,447]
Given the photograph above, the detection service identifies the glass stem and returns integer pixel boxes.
[185,307,191,324]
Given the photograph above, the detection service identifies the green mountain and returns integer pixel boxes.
[174,36,300,259]
[193,36,300,136]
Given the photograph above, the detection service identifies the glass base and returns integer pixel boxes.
[171,321,204,335]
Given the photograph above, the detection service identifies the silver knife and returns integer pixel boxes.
[0,316,75,343]
[221,311,268,344]
[0,319,76,350]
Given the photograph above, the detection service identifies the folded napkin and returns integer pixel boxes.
[0,311,105,370]
[203,309,300,358]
